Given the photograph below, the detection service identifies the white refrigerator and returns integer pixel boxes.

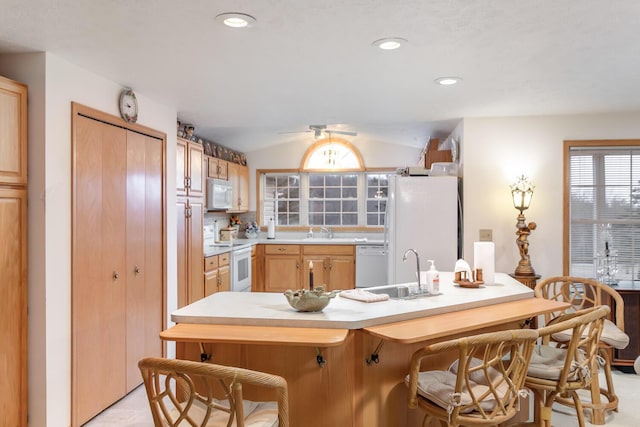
[385,175,460,285]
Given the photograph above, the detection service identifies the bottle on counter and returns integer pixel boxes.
[426,260,439,294]
[213,220,220,243]
[267,217,276,239]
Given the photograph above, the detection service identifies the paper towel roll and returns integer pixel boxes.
[474,242,495,284]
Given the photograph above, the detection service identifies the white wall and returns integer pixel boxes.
[1,52,178,426]
[462,113,640,279]
[245,138,423,212]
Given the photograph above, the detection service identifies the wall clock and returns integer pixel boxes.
[119,88,138,123]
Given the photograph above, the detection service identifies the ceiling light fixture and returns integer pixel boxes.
[215,12,256,28]
[435,76,462,86]
[372,37,407,50]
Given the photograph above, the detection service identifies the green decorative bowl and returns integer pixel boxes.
[284,286,339,312]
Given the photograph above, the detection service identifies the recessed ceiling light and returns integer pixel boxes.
[215,12,256,28]
[435,77,462,86]
[372,37,408,50]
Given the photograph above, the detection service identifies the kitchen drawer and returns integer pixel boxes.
[219,252,231,266]
[264,244,300,255]
[204,255,218,272]
[303,245,354,256]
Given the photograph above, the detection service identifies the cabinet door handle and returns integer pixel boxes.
[113,271,120,281]
[278,247,285,252]
[134,265,140,275]
[329,263,333,270]
[323,262,327,270]
[296,262,299,269]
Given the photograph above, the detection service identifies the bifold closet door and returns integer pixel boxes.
[73,115,127,424]
[125,130,163,391]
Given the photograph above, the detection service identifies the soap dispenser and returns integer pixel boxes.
[426,260,440,294]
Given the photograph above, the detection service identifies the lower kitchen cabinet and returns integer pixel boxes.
[302,245,355,291]
[261,244,355,292]
[204,252,231,296]
[264,245,301,292]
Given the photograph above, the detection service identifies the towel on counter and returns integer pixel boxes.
[340,289,390,303]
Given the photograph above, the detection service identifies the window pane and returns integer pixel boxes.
[568,146,640,283]
[342,213,357,225]
[365,173,389,226]
[343,200,357,212]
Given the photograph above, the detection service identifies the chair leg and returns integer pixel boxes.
[569,390,586,427]
[600,349,619,413]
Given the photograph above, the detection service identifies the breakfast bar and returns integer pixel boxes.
[161,273,568,427]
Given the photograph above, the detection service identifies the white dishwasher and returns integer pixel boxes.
[355,245,388,288]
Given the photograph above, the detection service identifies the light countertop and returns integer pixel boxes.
[171,272,534,329]
[204,236,384,257]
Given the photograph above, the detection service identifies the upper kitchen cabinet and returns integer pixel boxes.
[177,137,204,197]
[0,76,27,186]
[227,162,249,212]
[207,156,228,180]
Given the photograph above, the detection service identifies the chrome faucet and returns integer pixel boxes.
[320,226,333,239]
[403,249,422,291]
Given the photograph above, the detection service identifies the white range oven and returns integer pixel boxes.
[231,246,252,292]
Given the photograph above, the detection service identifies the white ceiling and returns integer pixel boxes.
[1,0,639,152]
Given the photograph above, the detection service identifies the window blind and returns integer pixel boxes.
[569,146,640,282]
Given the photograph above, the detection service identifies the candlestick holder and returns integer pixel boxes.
[596,249,618,285]
[284,286,338,312]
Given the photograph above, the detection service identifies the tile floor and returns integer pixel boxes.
[84,368,640,426]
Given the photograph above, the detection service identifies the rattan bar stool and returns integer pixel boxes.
[534,276,629,424]
[406,328,538,427]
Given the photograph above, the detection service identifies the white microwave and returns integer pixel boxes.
[207,178,232,210]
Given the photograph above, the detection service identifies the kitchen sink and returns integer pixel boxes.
[366,284,433,300]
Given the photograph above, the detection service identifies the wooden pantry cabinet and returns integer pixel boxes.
[204,252,231,296]
[0,74,28,427]
[71,104,165,426]
[177,137,204,197]
[177,197,204,306]
[262,244,356,292]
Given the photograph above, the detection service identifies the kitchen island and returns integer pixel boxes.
[161,273,568,427]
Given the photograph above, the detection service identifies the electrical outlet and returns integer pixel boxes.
[479,229,493,241]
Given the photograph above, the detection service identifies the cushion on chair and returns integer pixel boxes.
[551,319,630,349]
[169,398,279,427]
[405,368,505,414]
[527,344,585,381]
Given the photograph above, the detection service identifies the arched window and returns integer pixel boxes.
[300,137,364,171]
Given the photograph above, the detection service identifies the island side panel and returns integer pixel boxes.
[354,320,529,427]
[177,332,357,427]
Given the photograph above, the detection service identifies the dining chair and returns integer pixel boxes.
[406,328,538,427]
[138,357,289,427]
[534,276,629,424]
[525,305,610,427]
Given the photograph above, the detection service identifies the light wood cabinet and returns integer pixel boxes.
[71,104,165,426]
[261,244,355,292]
[204,253,231,296]
[177,198,204,306]
[302,245,355,291]
[177,137,204,198]
[264,245,301,292]
[0,75,27,427]
[207,156,228,180]
[227,162,249,212]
